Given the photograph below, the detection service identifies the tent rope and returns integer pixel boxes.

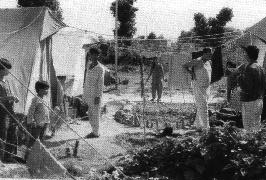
[0,102,36,140]
[0,138,27,151]
[115,38,237,57]
[0,62,128,178]
[0,104,76,180]
[116,30,243,41]
[0,147,21,160]
[0,8,44,35]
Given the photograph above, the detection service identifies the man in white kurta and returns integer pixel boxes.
[83,48,104,138]
[183,48,212,130]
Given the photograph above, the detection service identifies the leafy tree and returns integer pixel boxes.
[178,7,234,46]
[147,32,156,39]
[216,7,234,27]
[110,0,138,39]
[17,0,63,21]
[193,12,210,37]
[157,34,165,39]
[179,30,193,43]
[137,35,145,39]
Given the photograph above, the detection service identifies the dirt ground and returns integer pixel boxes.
[0,70,227,179]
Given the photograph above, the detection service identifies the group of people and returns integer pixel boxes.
[135,45,266,133]
[0,58,52,162]
[0,44,265,163]
[183,45,266,132]
[0,47,105,163]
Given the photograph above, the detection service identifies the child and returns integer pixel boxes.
[27,81,50,148]
[0,58,19,163]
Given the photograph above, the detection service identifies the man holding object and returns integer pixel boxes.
[183,48,212,130]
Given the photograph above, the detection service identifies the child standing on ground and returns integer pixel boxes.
[0,58,19,163]
[27,81,50,148]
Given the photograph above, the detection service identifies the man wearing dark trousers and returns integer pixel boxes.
[147,57,164,103]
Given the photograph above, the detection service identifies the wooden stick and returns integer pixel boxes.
[140,56,146,143]
[73,140,79,157]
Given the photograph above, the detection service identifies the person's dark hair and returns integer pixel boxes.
[192,51,203,59]
[89,48,100,55]
[243,45,259,61]
[226,61,237,68]
[35,80,49,93]
[202,48,212,54]
[0,58,12,70]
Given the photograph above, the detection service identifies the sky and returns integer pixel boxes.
[1,0,266,39]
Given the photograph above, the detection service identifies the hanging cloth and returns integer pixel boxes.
[211,47,224,83]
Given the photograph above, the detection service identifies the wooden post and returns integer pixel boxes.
[115,0,119,89]
[140,56,146,142]
[249,32,253,45]
[73,140,79,157]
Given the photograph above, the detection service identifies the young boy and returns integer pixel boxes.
[0,58,19,163]
[27,80,50,148]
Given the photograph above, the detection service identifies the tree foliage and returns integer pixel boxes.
[137,35,145,39]
[147,32,157,39]
[17,0,63,21]
[110,0,138,38]
[193,12,209,36]
[179,7,234,46]
[157,34,165,39]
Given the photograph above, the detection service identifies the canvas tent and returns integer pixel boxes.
[53,28,100,96]
[0,7,66,114]
[234,16,266,67]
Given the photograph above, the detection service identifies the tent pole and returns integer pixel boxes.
[140,56,146,143]
[249,32,253,45]
[115,0,119,89]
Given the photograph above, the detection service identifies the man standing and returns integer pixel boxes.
[147,57,164,102]
[83,48,104,138]
[0,58,19,162]
[237,46,265,132]
[183,48,212,130]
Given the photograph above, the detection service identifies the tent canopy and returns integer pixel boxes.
[0,7,66,113]
[232,16,266,67]
[246,16,266,43]
[53,28,99,96]
[236,16,266,46]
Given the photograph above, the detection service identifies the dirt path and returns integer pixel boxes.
[44,72,226,172]
[43,98,152,175]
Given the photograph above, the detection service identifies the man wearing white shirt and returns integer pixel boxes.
[83,48,104,138]
[183,48,212,130]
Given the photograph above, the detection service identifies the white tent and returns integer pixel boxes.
[235,16,266,67]
[53,28,99,96]
[0,7,66,113]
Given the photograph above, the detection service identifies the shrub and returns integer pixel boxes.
[119,126,266,180]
